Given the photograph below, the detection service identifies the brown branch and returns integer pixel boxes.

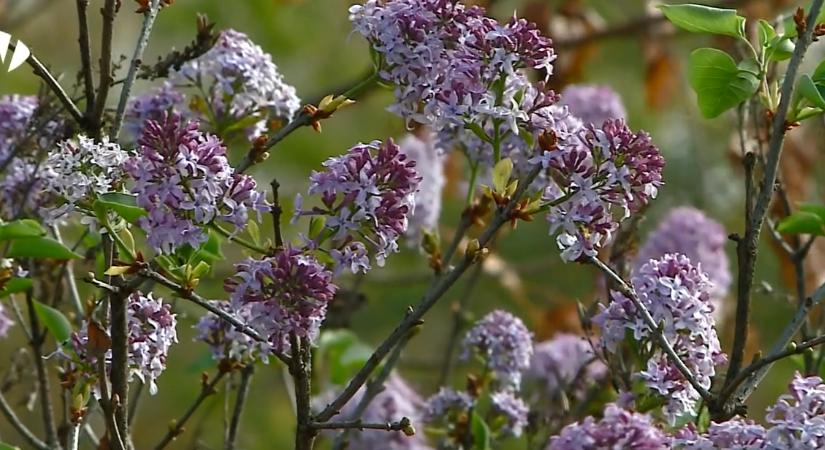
[720,0,825,413]
[25,290,60,449]
[91,0,118,136]
[312,417,412,432]
[225,365,254,450]
[292,334,316,450]
[8,42,84,125]
[76,0,95,118]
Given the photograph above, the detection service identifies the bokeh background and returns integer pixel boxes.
[1,0,824,448]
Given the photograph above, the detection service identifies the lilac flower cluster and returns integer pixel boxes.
[170,29,300,138]
[0,159,46,220]
[594,253,725,421]
[490,390,529,437]
[69,292,177,394]
[764,372,825,447]
[672,418,767,449]
[421,388,474,424]
[527,333,607,402]
[548,404,668,450]
[194,300,271,363]
[224,248,337,355]
[296,139,421,271]
[0,95,37,165]
[461,310,533,389]
[124,114,269,253]
[337,374,431,450]
[560,84,627,127]
[539,119,665,261]
[397,133,445,245]
[123,82,186,142]
[43,135,130,222]
[635,207,731,302]
[349,0,554,129]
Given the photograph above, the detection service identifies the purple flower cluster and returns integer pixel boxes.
[0,95,37,162]
[123,82,186,142]
[490,390,529,437]
[296,139,421,271]
[350,0,554,130]
[635,207,731,303]
[461,310,533,389]
[337,374,431,450]
[397,133,445,245]
[224,248,337,355]
[672,373,825,449]
[421,388,474,424]
[69,292,177,394]
[764,372,825,448]
[171,29,300,138]
[527,333,607,402]
[43,135,130,222]
[124,114,269,253]
[539,119,665,261]
[560,84,627,127]
[194,300,271,364]
[672,419,767,449]
[594,253,725,421]
[548,404,668,450]
[0,159,46,220]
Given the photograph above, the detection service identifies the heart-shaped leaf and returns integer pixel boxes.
[688,48,759,118]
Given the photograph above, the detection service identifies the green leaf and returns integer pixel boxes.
[0,219,45,241]
[492,158,513,193]
[799,203,825,222]
[758,19,776,46]
[766,36,795,61]
[813,61,825,84]
[7,237,82,260]
[309,216,326,239]
[688,48,760,118]
[317,330,374,385]
[659,4,746,38]
[33,300,73,343]
[470,412,491,450]
[94,193,147,223]
[247,219,261,245]
[0,278,33,297]
[777,211,825,235]
[799,75,825,108]
[0,443,21,450]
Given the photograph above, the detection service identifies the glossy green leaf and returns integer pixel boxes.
[94,193,147,223]
[7,237,82,260]
[799,203,825,221]
[688,48,760,118]
[799,75,825,109]
[33,300,73,343]
[777,211,825,235]
[659,4,746,38]
[0,219,45,241]
[471,412,491,450]
[0,278,33,297]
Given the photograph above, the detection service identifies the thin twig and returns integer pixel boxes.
[331,325,416,450]
[9,43,84,125]
[0,390,49,450]
[270,178,284,248]
[111,0,163,140]
[25,290,60,449]
[315,165,542,423]
[92,0,118,136]
[721,280,825,406]
[313,417,412,432]
[137,268,290,366]
[76,0,95,119]
[225,365,254,450]
[438,262,484,385]
[589,256,712,401]
[152,371,227,450]
[722,0,825,401]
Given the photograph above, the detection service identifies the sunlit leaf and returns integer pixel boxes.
[659,4,746,38]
